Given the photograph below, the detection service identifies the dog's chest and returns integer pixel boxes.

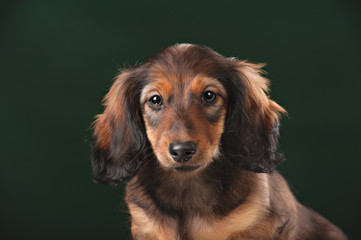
[126,172,271,240]
[128,201,266,240]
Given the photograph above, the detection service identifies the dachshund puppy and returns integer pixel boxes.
[92,44,346,240]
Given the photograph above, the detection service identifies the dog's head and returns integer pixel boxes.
[91,44,286,185]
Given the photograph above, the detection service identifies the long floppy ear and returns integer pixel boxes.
[91,70,149,185]
[222,60,286,172]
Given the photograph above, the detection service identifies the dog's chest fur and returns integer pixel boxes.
[125,164,274,240]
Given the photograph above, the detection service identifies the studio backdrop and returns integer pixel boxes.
[1,0,360,239]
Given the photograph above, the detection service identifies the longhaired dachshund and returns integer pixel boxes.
[91,44,346,240]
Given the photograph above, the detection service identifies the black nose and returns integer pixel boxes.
[169,141,197,163]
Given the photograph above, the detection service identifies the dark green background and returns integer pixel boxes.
[1,0,360,239]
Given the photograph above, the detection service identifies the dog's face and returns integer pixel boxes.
[141,72,227,172]
[91,44,286,185]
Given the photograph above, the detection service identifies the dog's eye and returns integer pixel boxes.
[202,91,217,103]
[148,95,163,108]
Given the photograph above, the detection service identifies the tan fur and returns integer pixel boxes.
[92,71,132,150]
[129,203,178,240]
[237,61,286,127]
[188,174,270,240]
[127,173,271,240]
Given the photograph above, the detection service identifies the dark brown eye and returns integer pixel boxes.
[202,90,217,103]
[148,95,162,108]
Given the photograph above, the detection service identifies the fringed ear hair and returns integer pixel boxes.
[222,59,286,172]
[91,69,149,185]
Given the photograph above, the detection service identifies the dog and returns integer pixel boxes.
[91,44,347,240]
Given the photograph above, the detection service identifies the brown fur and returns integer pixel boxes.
[92,44,347,240]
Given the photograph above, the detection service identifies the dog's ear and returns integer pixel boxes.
[222,60,286,172]
[91,70,149,185]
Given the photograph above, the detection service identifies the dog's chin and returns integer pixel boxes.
[173,165,202,172]
[156,152,214,173]
[158,160,206,172]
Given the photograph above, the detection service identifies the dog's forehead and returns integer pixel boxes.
[140,44,229,102]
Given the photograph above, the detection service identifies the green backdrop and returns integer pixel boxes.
[1,0,360,239]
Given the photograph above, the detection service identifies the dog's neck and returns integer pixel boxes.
[126,158,266,218]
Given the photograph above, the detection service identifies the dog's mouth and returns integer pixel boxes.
[173,165,201,172]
